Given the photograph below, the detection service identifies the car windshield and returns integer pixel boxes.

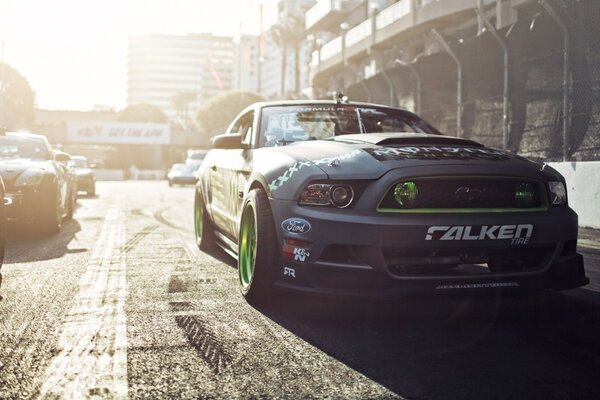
[0,136,50,160]
[259,105,440,147]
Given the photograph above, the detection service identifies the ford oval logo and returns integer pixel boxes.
[281,218,311,234]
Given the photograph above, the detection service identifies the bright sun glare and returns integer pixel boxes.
[0,0,276,111]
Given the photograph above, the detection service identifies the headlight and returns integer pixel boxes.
[14,169,45,186]
[548,181,567,205]
[299,183,354,208]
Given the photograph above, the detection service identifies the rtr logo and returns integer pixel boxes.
[283,267,296,278]
[293,248,310,262]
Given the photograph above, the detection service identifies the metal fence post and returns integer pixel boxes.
[476,9,509,150]
[540,0,570,161]
[395,57,421,114]
[432,29,462,137]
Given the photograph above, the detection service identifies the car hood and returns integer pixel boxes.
[262,133,554,199]
[0,158,52,188]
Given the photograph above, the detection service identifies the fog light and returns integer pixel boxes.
[514,182,536,207]
[394,181,418,207]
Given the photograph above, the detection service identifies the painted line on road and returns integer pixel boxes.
[39,203,128,399]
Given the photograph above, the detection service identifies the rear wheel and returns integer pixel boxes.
[194,189,217,251]
[238,188,278,305]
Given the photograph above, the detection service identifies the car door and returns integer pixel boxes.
[229,112,256,242]
[208,110,255,240]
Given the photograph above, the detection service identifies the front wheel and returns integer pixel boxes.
[238,188,278,305]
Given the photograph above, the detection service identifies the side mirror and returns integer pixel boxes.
[212,133,248,150]
[54,151,71,163]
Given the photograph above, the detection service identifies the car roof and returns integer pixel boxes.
[4,131,49,141]
[254,99,407,110]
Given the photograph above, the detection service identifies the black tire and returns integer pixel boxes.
[194,188,217,252]
[238,188,278,305]
[36,183,62,235]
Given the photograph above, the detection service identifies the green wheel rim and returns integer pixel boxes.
[194,195,203,241]
[239,208,256,289]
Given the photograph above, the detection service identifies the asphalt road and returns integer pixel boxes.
[1,181,599,399]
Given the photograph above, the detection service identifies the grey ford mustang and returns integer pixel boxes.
[194,100,588,304]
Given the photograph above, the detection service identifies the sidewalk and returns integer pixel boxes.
[578,227,600,251]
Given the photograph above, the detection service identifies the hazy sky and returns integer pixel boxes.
[0,0,278,111]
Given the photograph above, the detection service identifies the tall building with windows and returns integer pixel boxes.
[127,34,234,123]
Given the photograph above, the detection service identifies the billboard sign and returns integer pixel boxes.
[67,122,171,145]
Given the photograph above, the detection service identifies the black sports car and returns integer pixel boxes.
[0,132,77,234]
[194,100,588,304]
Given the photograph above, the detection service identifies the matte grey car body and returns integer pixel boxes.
[194,100,588,303]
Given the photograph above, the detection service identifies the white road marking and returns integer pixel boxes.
[39,206,128,399]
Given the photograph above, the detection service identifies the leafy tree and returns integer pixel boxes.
[196,91,264,135]
[0,63,35,130]
[118,103,168,123]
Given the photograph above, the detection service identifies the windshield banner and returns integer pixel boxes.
[67,122,171,145]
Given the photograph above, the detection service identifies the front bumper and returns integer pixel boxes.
[4,187,43,222]
[269,199,588,298]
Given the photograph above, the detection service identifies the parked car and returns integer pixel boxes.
[194,99,588,304]
[70,155,96,196]
[167,163,200,186]
[185,149,208,168]
[0,131,78,234]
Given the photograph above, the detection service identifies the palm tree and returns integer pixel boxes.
[270,12,307,97]
[269,22,289,96]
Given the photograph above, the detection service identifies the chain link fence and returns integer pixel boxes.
[374,0,599,161]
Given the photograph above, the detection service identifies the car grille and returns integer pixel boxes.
[383,246,553,277]
[378,177,547,212]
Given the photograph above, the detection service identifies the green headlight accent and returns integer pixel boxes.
[515,182,535,207]
[394,181,418,207]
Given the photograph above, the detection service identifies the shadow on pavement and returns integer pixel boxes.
[4,218,83,263]
[259,289,600,400]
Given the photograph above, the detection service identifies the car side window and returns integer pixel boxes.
[238,112,255,148]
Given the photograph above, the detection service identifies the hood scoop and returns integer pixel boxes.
[332,133,483,148]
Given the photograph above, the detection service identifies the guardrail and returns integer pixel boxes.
[376,0,411,30]
[548,162,600,229]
